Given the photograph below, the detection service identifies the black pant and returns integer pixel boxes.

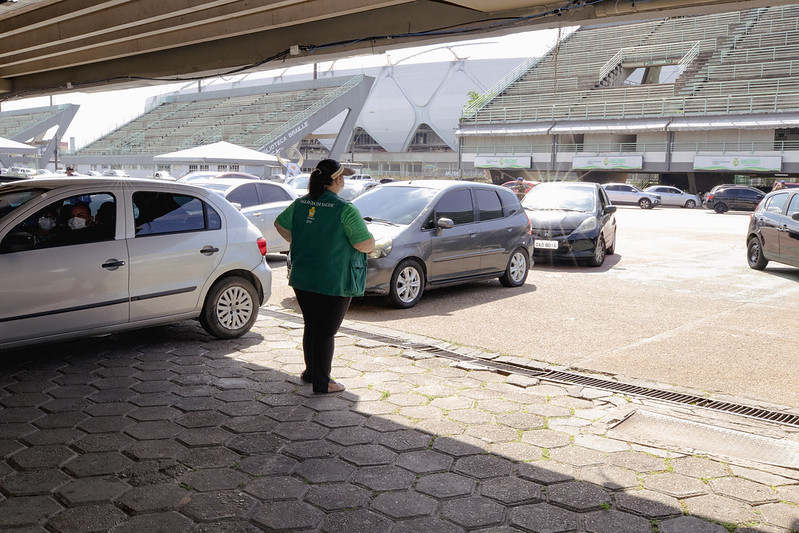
[294,288,352,393]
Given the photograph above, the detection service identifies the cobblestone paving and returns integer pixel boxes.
[1,307,798,532]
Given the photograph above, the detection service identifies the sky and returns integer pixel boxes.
[3,27,570,149]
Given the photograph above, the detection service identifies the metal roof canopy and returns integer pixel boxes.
[1,0,794,99]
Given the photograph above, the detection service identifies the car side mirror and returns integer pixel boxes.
[436,217,454,236]
[604,205,617,214]
[793,213,799,221]
[0,232,36,253]
[230,202,243,211]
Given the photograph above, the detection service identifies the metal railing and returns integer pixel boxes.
[464,140,799,156]
[598,41,706,83]
[461,30,577,120]
[252,75,364,149]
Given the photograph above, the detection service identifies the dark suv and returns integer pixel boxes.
[703,184,764,213]
[746,188,799,269]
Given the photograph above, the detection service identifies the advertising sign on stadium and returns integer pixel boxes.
[474,156,531,169]
[572,155,643,170]
[693,155,782,172]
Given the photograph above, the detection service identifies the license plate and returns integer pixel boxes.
[534,239,558,250]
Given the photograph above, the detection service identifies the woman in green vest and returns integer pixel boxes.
[275,159,375,393]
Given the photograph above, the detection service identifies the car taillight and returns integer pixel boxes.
[706,194,715,200]
[257,237,267,256]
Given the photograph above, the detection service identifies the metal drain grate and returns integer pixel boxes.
[261,308,799,429]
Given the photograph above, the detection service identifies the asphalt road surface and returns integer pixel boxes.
[266,204,799,409]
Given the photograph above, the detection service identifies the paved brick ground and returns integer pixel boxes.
[1,306,798,532]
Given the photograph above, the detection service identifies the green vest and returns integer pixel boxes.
[288,191,367,297]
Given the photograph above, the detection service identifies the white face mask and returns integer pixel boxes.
[38,217,56,231]
[68,217,87,230]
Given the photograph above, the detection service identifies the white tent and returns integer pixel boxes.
[153,141,280,166]
[0,136,37,155]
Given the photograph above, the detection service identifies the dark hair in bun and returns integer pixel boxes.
[308,159,342,199]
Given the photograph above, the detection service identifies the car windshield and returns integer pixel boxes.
[288,176,310,189]
[196,183,230,195]
[0,188,48,221]
[522,184,596,212]
[180,172,219,182]
[352,186,438,225]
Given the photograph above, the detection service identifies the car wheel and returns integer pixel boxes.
[499,248,529,287]
[199,276,259,339]
[638,198,652,209]
[685,200,696,209]
[586,236,606,267]
[388,259,424,308]
[747,237,768,270]
[606,230,616,255]
[714,202,728,214]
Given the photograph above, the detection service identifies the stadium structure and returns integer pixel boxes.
[0,104,77,170]
[0,57,523,179]
[458,3,799,193]
[5,2,799,190]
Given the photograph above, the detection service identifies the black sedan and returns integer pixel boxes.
[522,181,617,267]
[746,188,799,270]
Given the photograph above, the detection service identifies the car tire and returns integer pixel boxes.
[199,276,259,339]
[388,259,425,309]
[499,248,529,287]
[606,230,616,255]
[638,198,652,209]
[714,202,728,214]
[685,200,696,208]
[586,236,606,267]
[747,237,769,270]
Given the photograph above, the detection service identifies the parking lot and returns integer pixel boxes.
[267,205,799,410]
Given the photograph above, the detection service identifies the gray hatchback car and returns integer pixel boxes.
[351,180,533,308]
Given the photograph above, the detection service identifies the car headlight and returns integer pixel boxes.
[572,217,597,234]
[368,237,393,258]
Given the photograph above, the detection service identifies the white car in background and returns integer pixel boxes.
[286,173,375,201]
[178,171,260,183]
[190,177,297,253]
[102,169,131,177]
[644,185,700,208]
[0,178,272,350]
[601,183,662,209]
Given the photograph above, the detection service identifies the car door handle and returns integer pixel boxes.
[102,259,126,271]
[251,211,262,217]
[200,246,220,256]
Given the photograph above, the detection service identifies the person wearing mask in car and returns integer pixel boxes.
[274,159,375,394]
[51,202,102,246]
[33,206,61,247]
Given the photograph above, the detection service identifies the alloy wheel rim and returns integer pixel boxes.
[510,252,526,282]
[216,286,253,329]
[397,267,421,302]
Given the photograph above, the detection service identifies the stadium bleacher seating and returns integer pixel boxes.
[462,5,799,125]
[73,80,357,157]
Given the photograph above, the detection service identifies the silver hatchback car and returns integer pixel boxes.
[351,180,533,308]
[190,177,297,254]
[0,178,272,350]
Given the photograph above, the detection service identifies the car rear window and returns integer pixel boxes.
[764,192,789,214]
[133,191,221,236]
[475,189,503,221]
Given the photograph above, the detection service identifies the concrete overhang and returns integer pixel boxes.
[1,0,795,98]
